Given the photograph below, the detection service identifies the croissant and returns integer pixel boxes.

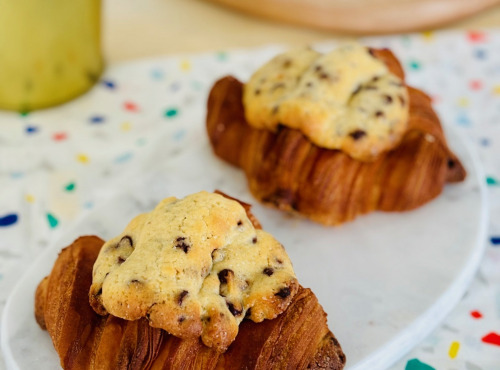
[206,48,466,226]
[35,236,345,369]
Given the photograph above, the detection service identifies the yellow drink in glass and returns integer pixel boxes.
[0,0,103,112]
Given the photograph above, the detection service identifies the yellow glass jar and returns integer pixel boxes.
[0,0,103,112]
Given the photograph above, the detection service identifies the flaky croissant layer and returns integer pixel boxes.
[35,236,345,369]
[206,49,466,226]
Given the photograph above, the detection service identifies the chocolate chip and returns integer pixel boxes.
[275,287,291,298]
[447,159,455,169]
[237,220,243,226]
[119,236,133,247]
[218,269,233,284]
[306,82,314,88]
[319,73,330,80]
[178,316,186,323]
[263,268,274,276]
[372,76,380,83]
[175,238,190,253]
[283,59,292,68]
[349,130,367,140]
[245,308,252,318]
[117,256,125,264]
[375,111,385,118]
[178,290,188,306]
[255,89,261,96]
[276,258,283,264]
[383,95,393,104]
[367,48,376,57]
[314,65,322,72]
[252,237,258,244]
[272,105,279,115]
[130,279,141,284]
[226,302,242,316]
[398,95,406,106]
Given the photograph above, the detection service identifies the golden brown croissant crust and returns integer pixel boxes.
[35,235,345,370]
[206,48,466,226]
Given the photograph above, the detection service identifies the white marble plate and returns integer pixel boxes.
[1,124,487,370]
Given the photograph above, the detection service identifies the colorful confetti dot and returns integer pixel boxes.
[19,111,29,117]
[101,80,116,89]
[114,151,133,164]
[216,51,228,61]
[405,358,435,370]
[46,213,58,228]
[191,81,203,91]
[76,154,90,164]
[467,31,486,43]
[457,113,471,126]
[408,60,422,70]
[486,176,499,186]
[180,60,191,71]
[481,332,500,346]
[121,122,132,131]
[151,69,164,80]
[89,115,105,124]
[25,194,35,203]
[480,137,490,146]
[449,341,460,359]
[421,31,434,41]
[457,97,469,107]
[0,213,19,227]
[52,132,68,141]
[64,182,76,192]
[474,49,487,60]
[492,85,500,95]
[491,236,500,245]
[10,172,24,179]
[25,125,38,134]
[469,80,483,90]
[164,108,179,118]
[124,101,139,112]
[470,310,483,319]
[401,35,412,47]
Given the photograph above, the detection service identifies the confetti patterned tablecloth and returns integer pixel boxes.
[0,30,499,369]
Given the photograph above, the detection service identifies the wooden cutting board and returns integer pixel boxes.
[202,0,500,33]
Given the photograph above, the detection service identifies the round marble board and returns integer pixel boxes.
[1,117,487,369]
